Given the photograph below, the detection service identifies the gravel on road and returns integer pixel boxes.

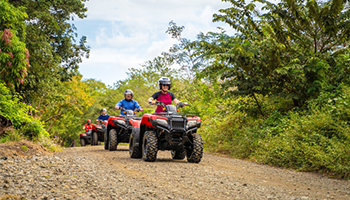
[1,145,350,199]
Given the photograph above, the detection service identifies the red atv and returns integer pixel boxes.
[105,108,142,151]
[80,129,92,146]
[91,120,107,146]
[129,101,203,163]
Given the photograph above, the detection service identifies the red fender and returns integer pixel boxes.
[141,114,168,128]
[129,119,141,127]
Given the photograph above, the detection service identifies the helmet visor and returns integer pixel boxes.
[160,81,171,85]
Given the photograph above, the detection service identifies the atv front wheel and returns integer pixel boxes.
[142,131,158,162]
[129,134,142,158]
[80,138,85,147]
[171,148,186,160]
[187,134,203,163]
[109,129,118,151]
[92,132,98,146]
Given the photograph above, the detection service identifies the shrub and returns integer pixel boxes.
[200,86,350,179]
[0,82,49,140]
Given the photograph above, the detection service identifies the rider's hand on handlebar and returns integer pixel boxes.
[177,102,185,108]
[149,101,156,105]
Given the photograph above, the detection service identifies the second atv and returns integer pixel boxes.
[129,101,203,163]
[105,108,142,151]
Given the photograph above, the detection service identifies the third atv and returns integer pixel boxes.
[129,101,203,163]
[80,129,92,146]
[105,108,142,151]
[90,120,107,146]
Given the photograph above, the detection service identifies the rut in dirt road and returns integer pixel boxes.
[1,145,350,200]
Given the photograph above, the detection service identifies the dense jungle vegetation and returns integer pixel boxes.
[1,0,350,178]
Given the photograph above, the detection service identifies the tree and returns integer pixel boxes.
[0,0,29,90]
[196,0,350,110]
[165,21,208,80]
[8,0,90,96]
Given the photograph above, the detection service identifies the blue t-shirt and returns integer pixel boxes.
[97,114,110,121]
[115,99,142,115]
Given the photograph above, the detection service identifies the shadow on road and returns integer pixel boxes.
[154,158,188,163]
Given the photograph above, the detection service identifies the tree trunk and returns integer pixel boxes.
[69,140,76,147]
[46,108,62,132]
[252,93,264,117]
[35,96,44,118]
[47,120,56,132]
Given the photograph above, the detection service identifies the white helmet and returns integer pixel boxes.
[158,77,171,90]
[124,89,134,98]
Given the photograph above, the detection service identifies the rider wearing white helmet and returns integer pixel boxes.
[115,89,143,115]
[96,108,110,122]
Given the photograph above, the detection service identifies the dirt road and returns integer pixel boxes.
[1,145,350,199]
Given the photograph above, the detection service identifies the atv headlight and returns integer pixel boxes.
[156,119,168,126]
[117,120,126,125]
[187,120,197,127]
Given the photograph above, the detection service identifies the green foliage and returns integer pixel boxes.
[0,1,29,90]
[0,0,90,149]
[0,29,29,90]
[197,83,350,178]
[21,145,28,152]
[35,75,94,146]
[9,0,90,97]
[0,128,22,143]
[37,134,63,152]
[195,0,350,108]
[0,82,48,139]
[0,0,27,39]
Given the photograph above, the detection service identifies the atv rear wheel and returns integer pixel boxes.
[142,131,158,162]
[129,134,142,158]
[109,129,118,151]
[187,134,203,163]
[171,148,186,160]
[92,132,98,146]
[80,138,85,147]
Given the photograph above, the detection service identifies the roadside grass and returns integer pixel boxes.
[200,92,350,179]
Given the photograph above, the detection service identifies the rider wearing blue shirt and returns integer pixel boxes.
[97,108,110,122]
[115,90,143,115]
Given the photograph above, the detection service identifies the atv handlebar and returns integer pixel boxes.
[153,101,190,108]
[155,101,165,106]
[98,119,108,125]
